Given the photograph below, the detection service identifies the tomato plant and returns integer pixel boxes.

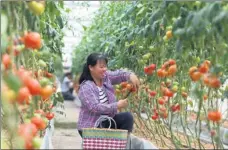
[72,1,228,149]
[1,1,68,149]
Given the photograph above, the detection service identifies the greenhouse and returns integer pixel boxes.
[1,1,228,149]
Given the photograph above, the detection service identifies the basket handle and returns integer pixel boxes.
[94,116,117,129]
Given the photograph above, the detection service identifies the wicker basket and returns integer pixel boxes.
[82,116,128,149]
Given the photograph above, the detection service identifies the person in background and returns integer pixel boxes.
[77,52,140,137]
[61,72,75,101]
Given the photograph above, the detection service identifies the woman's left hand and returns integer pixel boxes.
[129,73,140,90]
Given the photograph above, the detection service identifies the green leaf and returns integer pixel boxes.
[136,7,145,16]
[190,82,204,100]
[57,16,64,29]
[137,3,143,8]
[53,92,64,107]
[174,28,186,37]
[210,64,223,75]
[82,25,87,31]
[3,73,22,93]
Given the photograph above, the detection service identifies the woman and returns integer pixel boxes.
[77,53,140,137]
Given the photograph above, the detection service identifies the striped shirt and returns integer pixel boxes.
[97,86,108,104]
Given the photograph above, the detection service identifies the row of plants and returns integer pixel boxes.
[73,1,228,149]
[1,1,69,149]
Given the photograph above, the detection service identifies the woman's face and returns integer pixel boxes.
[89,59,107,80]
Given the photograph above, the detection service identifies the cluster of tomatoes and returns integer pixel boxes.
[115,81,137,96]
[144,59,177,78]
[157,59,177,78]
[3,66,54,104]
[189,61,222,123]
[1,31,56,149]
[189,60,221,88]
[144,64,156,75]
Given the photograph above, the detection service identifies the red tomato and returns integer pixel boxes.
[26,78,41,95]
[120,82,128,89]
[17,87,31,104]
[24,32,42,49]
[46,112,55,120]
[157,69,166,78]
[149,91,157,97]
[168,59,176,65]
[168,65,177,76]
[209,77,221,88]
[144,67,153,75]
[198,64,209,74]
[152,115,158,120]
[148,64,156,70]
[158,97,165,105]
[45,71,53,78]
[208,110,221,122]
[164,89,174,97]
[31,116,46,130]
[190,71,202,81]
[2,54,11,69]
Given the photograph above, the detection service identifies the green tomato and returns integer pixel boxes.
[173,81,179,85]
[34,49,41,57]
[24,119,31,123]
[172,17,177,22]
[38,59,47,68]
[33,137,42,149]
[142,53,151,60]
[139,46,144,50]
[149,45,159,52]
[39,77,50,87]
[195,56,200,63]
[181,87,186,92]
[166,78,172,83]
[166,25,173,30]
[163,36,169,42]
[125,42,129,47]
[172,85,179,92]
[138,59,145,65]
[194,1,201,7]
[116,85,120,89]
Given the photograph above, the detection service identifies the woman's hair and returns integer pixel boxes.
[79,53,108,84]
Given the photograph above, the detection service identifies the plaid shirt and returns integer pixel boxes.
[77,69,131,130]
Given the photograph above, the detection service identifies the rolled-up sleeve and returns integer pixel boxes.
[78,83,118,115]
[106,69,132,85]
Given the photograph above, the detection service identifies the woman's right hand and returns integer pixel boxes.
[117,99,128,109]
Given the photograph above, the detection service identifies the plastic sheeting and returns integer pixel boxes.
[127,134,159,149]
[40,119,55,149]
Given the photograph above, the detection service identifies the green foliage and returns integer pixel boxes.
[73,1,228,77]
[1,1,69,77]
